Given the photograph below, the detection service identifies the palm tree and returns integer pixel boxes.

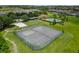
[50,13,57,25]
[58,13,65,32]
[53,19,56,25]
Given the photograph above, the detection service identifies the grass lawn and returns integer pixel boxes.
[2,15,79,52]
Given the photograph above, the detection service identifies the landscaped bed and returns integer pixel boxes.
[16,26,63,50]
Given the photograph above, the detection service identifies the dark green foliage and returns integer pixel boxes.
[53,19,56,25]
[0,20,3,30]
[0,15,14,30]
[0,33,10,53]
[7,12,17,19]
[53,14,58,19]
[21,14,28,21]
[58,14,68,22]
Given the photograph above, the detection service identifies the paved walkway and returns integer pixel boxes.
[3,30,18,53]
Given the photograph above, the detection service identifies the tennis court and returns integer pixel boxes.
[16,26,63,50]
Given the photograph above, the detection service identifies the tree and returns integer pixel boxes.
[28,11,40,17]
[32,11,40,17]
[7,12,16,19]
[53,19,56,25]
[53,13,58,24]
[21,14,28,21]
[0,32,10,52]
[2,16,13,27]
[58,13,65,32]
[53,13,57,19]
[0,20,3,30]
[58,13,68,22]
[0,15,14,30]
[0,16,4,30]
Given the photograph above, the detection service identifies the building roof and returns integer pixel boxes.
[13,9,40,14]
[14,22,27,28]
